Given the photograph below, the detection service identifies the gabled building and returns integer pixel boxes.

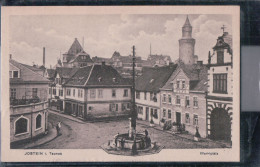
[147,54,172,67]
[48,67,78,112]
[206,30,233,142]
[63,62,132,119]
[9,58,49,144]
[44,68,56,81]
[92,56,112,65]
[160,62,208,137]
[62,38,93,68]
[135,65,178,124]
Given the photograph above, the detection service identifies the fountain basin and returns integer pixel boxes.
[114,133,150,150]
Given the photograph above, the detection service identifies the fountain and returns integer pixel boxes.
[101,46,164,156]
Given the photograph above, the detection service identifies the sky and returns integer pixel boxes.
[9,14,232,67]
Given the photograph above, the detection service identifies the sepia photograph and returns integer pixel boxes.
[1,6,240,162]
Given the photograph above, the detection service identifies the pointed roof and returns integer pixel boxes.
[135,65,178,92]
[183,16,192,27]
[67,38,83,55]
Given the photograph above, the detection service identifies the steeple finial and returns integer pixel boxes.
[183,15,191,27]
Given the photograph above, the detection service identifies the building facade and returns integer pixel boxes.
[48,67,78,112]
[9,58,49,144]
[160,63,208,138]
[206,30,233,142]
[63,63,132,119]
[135,65,177,125]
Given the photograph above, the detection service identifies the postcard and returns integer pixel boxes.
[1,6,240,162]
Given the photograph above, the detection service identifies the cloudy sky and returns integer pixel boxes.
[10,14,232,67]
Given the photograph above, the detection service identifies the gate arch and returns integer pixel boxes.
[210,107,231,141]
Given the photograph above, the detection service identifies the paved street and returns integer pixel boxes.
[34,112,227,149]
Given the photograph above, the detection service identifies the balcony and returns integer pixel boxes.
[10,101,48,116]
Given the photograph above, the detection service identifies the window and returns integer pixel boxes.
[182,81,185,89]
[9,71,12,78]
[153,109,158,119]
[150,92,153,101]
[168,110,171,119]
[53,88,56,95]
[168,95,172,104]
[137,106,143,114]
[185,113,190,123]
[176,95,180,105]
[193,114,198,126]
[60,89,63,96]
[163,109,166,117]
[73,89,75,97]
[109,103,118,112]
[112,89,116,97]
[90,89,96,98]
[144,92,147,100]
[66,89,71,96]
[185,96,190,107]
[136,91,140,99]
[213,74,227,93]
[153,93,157,102]
[193,97,198,107]
[49,88,52,95]
[98,89,103,98]
[217,50,224,64]
[13,71,19,78]
[177,81,180,88]
[15,117,28,135]
[78,89,83,98]
[32,88,38,97]
[163,94,166,103]
[36,114,42,129]
[10,88,16,99]
[123,89,128,97]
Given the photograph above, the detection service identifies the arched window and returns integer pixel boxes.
[36,114,42,129]
[15,117,28,135]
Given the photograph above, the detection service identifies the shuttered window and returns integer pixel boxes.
[213,74,227,93]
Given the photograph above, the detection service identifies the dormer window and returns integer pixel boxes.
[98,77,102,82]
[177,81,180,88]
[150,79,154,83]
[13,71,19,78]
[9,70,19,78]
[182,81,185,89]
[113,78,116,83]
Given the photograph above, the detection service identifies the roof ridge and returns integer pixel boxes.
[11,60,48,81]
[84,64,95,86]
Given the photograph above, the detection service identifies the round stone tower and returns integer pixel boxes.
[179,16,196,65]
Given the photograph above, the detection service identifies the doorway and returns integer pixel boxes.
[146,107,149,121]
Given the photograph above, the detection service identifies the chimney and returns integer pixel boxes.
[194,55,198,64]
[197,61,203,66]
[102,61,105,66]
[9,54,12,59]
[43,47,45,67]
